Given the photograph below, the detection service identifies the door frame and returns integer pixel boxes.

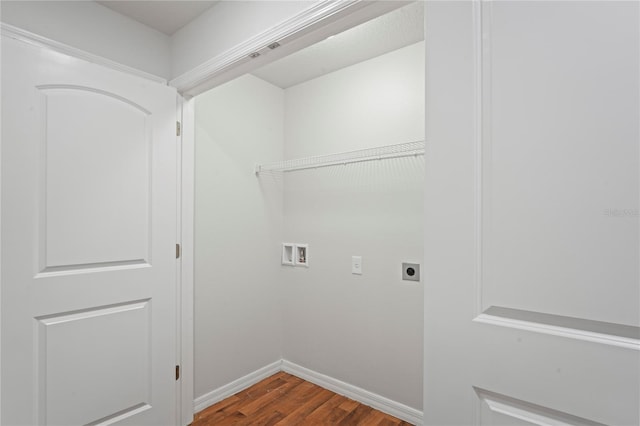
[176,2,417,423]
[177,96,195,426]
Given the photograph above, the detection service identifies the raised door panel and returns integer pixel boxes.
[475,388,604,426]
[37,301,151,425]
[477,2,639,342]
[39,87,151,272]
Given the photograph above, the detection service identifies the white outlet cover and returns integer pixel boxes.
[352,256,362,275]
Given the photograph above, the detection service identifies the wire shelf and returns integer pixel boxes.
[255,140,425,175]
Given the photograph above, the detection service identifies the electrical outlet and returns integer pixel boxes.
[402,262,420,281]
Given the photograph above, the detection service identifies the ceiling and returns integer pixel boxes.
[94,1,423,88]
[96,1,218,35]
[252,2,424,89]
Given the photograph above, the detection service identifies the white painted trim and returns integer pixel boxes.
[179,97,196,426]
[473,0,486,318]
[169,1,359,94]
[170,1,410,97]
[0,23,167,85]
[193,360,282,413]
[281,360,423,425]
[473,314,640,351]
[474,387,604,426]
[192,360,423,424]
[0,30,3,421]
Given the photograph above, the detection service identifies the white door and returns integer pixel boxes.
[1,36,178,425]
[424,2,639,425]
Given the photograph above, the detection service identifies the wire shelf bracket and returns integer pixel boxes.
[254,140,425,175]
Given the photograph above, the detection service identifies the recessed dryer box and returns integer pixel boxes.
[402,262,420,282]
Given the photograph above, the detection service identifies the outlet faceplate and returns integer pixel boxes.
[402,263,420,282]
[352,256,362,275]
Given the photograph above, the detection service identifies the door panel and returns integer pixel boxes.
[481,1,639,328]
[424,2,639,425]
[40,86,151,270]
[37,300,151,425]
[474,388,604,426]
[1,36,177,425]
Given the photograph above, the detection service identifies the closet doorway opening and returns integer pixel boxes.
[191,2,425,423]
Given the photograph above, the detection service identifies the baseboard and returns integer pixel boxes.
[281,360,423,425]
[193,359,423,425]
[193,360,282,413]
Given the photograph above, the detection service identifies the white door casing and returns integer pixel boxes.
[424,2,639,425]
[1,36,178,425]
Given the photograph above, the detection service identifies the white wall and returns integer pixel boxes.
[281,41,425,410]
[194,74,284,398]
[193,41,424,410]
[171,1,315,79]
[0,1,171,79]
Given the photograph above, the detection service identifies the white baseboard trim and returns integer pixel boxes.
[193,360,282,413]
[193,359,423,425]
[281,360,423,425]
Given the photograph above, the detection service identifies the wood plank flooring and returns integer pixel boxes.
[192,371,413,425]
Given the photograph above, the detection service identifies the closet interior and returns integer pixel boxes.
[194,1,425,414]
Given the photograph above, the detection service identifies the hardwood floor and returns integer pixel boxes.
[192,371,414,425]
